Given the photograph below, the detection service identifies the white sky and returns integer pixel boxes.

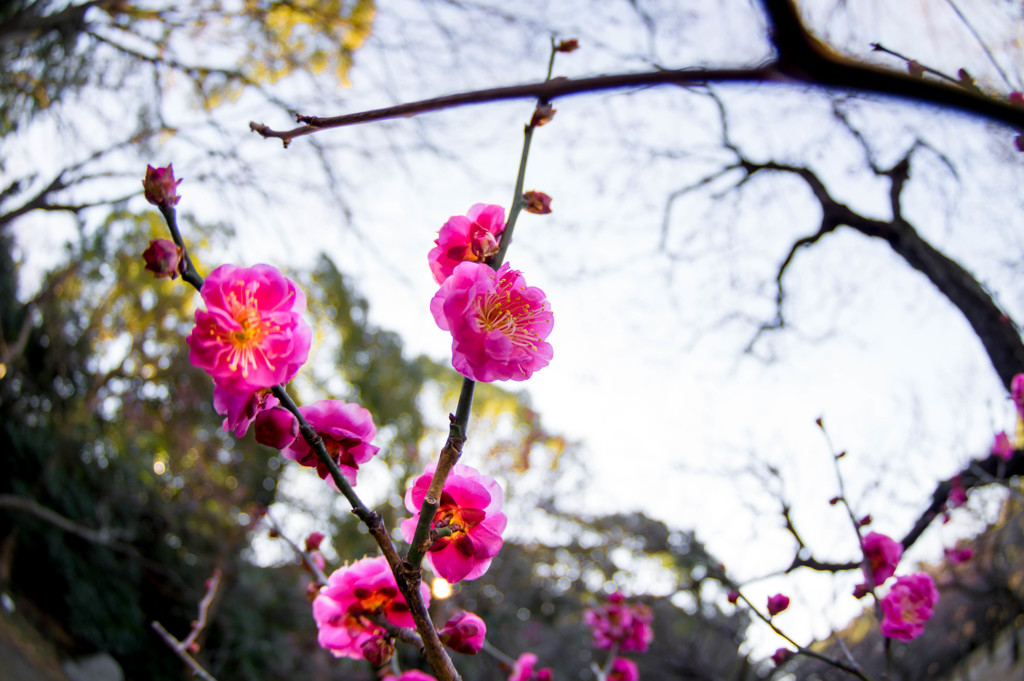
[7,0,1024,663]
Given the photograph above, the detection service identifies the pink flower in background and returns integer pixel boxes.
[522,190,553,215]
[212,382,279,437]
[944,546,973,564]
[401,463,506,583]
[861,532,903,587]
[142,164,182,208]
[431,261,553,382]
[992,431,1013,461]
[607,657,639,681]
[283,400,379,487]
[880,573,939,641]
[381,672,437,681]
[508,653,553,681]
[312,556,429,659]
[584,593,654,653]
[142,239,183,278]
[1013,373,1024,419]
[188,264,311,390]
[948,475,967,508]
[429,203,506,284]
[766,593,790,616]
[439,610,487,654]
[771,648,794,666]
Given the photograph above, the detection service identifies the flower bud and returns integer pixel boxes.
[305,531,325,552]
[523,191,553,215]
[771,648,794,666]
[907,60,924,78]
[531,103,556,127]
[766,593,789,616]
[143,164,182,208]
[254,407,299,449]
[555,39,579,53]
[439,611,486,654]
[142,239,183,279]
[726,590,739,604]
[361,634,394,667]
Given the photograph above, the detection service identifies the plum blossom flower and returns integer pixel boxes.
[880,572,939,641]
[508,653,553,681]
[944,546,973,564]
[992,431,1014,461]
[428,204,506,284]
[142,239,183,278]
[584,593,653,653]
[861,532,903,587]
[313,556,429,659]
[188,264,311,391]
[401,463,506,583]
[607,658,639,681]
[1013,373,1024,419]
[380,672,437,681]
[143,164,182,208]
[439,610,486,654]
[283,400,379,487]
[948,475,967,508]
[431,261,553,382]
[766,593,789,617]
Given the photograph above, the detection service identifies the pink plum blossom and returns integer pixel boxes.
[188,264,311,391]
[944,546,973,564]
[312,556,429,659]
[212,382,279,437]
[430,261,553,382]
[428,203,506,284]
[766,593,789,617]
[401,463,506,583]
[607,658,639,681]
[992,431,1013,461]
[948,475,967,508]
[283,400,379,487]
[861,532,903,587]
[439,610,487,654]
[584,593,654,653]
[142,239,183,278]
[523,191,553,215]
[1013,373,1024,419]
[381,672,437,681]
[508,653,553,681]
[880,573,939,641]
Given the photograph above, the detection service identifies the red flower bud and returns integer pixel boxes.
[254,406,299,449]
[304,531,325,552]
[142,164,182,208]
[766,593,789,616]
[727,590,740,604]
[907,60,924,78]
[523,190,553,215]
[361,634,394,667]
[531,103,556,127]
[771,648,794,666]
[555,39,579,53]
[142,239,183,279]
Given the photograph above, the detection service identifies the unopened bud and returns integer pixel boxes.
[142,239,183,279]
[142,164,182,208]
[555,39,579,53]
[523,190,553,215]
[771,648,794,666]
[361,634,394,667]
[254,407,298,449]
[531,103,556,127]
[907,60,924,78]
[304,531,325,552]
[727,590,740,604]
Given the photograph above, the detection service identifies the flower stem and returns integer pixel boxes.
[159,206,204,291]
